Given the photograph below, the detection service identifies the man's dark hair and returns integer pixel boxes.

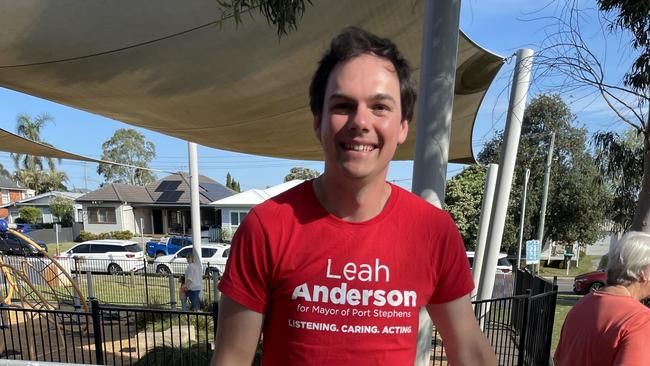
[309,27,417,122]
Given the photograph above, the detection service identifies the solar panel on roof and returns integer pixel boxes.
[155,180,181,192]
[200,183,232,201]
[157,191,183,202]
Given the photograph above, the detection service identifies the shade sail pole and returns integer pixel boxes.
[411,0,461,364]
[188,142,202,264]
[478,49,534,302]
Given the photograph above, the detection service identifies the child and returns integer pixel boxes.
[179,274,188,311]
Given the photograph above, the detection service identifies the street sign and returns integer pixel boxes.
[526,239,541,264]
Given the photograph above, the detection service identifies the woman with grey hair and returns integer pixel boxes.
[554,231,650,365]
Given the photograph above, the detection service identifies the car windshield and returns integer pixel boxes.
[125,243,142,252]
[498,258,512,266]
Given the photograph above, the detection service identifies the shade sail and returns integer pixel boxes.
[0,128,103,163]
[0,0,503,163]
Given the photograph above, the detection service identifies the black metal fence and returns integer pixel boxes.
[0,256,223,308]
[0,267,556,365]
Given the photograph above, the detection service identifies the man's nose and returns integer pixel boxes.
[348,107,370,132]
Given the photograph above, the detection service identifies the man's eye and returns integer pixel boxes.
[372,104,391,114]
[331,103,354,113]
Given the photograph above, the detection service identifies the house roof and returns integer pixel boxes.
[0,1,504,164]
[77,173,234,205]
[211,180,303,207]
[0,176,27,190]
[0,191,83,208]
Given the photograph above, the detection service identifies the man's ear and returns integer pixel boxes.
[397,119,409,145]
[313,114,322,142]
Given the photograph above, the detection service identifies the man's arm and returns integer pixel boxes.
[427,294,497,366]
[211,295,264,366]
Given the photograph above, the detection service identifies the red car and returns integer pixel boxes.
[573,270,607,294]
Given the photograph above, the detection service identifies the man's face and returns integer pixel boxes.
[314,53,408,182]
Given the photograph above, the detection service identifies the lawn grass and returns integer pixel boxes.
[551,294,581,352]
[538,254,596,277]
[45,241,77,255]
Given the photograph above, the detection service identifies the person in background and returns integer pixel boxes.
[184,253,203,311]
[554,231,650,365]
[179,274,188,311]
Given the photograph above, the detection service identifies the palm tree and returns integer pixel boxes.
[11,113,59,171]
[0,163,11,179]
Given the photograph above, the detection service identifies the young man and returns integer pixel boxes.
[212,28,496,365]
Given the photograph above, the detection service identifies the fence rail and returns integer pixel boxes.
[0,266,557,365]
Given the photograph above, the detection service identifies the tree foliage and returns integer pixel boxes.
[0,163,11,180]
[594,129,643,231]
[225,172,241,192]
[14,169,68,194]
[49,196,74,226]
[216,0,312,36]
[11,113,59,172]
[97,129,157,186]
[17,206,41,224]
[476,94,609,250]
[444,165,486,250]
[284,167,320,182]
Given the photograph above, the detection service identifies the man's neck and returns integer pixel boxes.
[313,173,392,223]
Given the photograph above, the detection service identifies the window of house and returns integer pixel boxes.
[1,191,8,204]
[230,211,248,227]
[87,207,117,224]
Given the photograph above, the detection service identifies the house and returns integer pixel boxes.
[1,191,83,224]
[210,180,303,233]
[0,177,35,220]
[76,173,234,235]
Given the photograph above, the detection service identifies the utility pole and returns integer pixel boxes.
[516,168,530,269]
[83,162,88,191]
[536,132,555,272]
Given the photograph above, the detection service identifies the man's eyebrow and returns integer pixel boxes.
[328,93,397,103]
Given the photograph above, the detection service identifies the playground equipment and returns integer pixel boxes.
[0,219,88,312]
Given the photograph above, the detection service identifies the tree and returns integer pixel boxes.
[49,196,74,226]
[477,94,609,250]
[284,167,320,182]
[594,129,643,231]
[14,168,68,194]
[97,129,157,185]
[225,172,241,192]
[11,113,59,171]
[17,206,41,224]
[444,165,486,249]
[535,0,650,232]
[0,163,11,179]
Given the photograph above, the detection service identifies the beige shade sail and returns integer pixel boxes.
[0,128,103,163]
[0,0,503,163]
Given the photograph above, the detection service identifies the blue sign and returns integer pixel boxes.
[526,239,541,264]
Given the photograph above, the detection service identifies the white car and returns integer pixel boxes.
[153,244,230,276]
[466,251,513,274]
[57,240,145,274]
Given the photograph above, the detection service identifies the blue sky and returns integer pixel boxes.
[0,0,637,192]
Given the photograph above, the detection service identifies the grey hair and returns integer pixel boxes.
[607,231,650,286]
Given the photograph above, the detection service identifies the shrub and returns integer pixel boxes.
[110,230,133,240]
[78,231,97,242]
[18,206,41,224]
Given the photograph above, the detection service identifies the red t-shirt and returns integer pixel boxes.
[554,291,650,366]
[218,181,473,365]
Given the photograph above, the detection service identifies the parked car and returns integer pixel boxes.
[0,232,45,256]
[57,240,145,274]
[15,223,42,234]
[573,270,607,294]
[146,236,192,257]
[153,244,230,276]
[466,251,513,274]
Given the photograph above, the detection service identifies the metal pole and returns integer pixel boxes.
[188,142,202,263]
[537,132,555,264]
[410,0,462,364]
[169,274,177,310]
[516,169,530,269]
[86,271,94,299]
[471,164,499,300]
[55,224,60,256]
[478,49,534,302]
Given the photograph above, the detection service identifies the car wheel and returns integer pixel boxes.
[589,282,604,292]
[156,265,171,276]
[107,263,123,275]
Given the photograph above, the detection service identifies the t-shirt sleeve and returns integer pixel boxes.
[218,209,273,314]
[613,314,650,366]
[428,213,474,304]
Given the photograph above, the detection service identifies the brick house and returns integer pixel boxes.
[0,176,35,220]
